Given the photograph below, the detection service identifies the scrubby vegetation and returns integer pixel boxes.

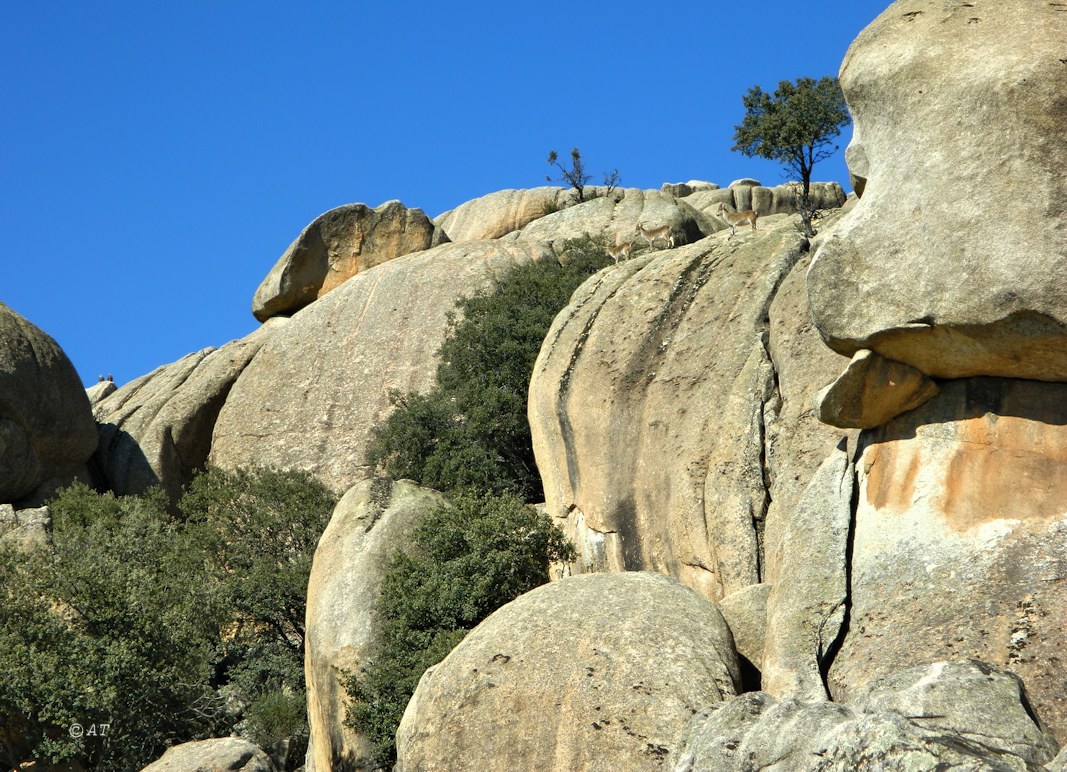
[347,237,608,768]
[0,467,335,772]
[368,235,614,501]
[344,490,575,768]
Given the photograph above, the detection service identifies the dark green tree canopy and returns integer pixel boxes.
[731,76,850,198]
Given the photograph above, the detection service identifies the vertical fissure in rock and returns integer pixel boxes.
[819,438,859,693]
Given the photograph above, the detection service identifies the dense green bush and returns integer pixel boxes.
[345,490,575,768]
[351,239,604,767]
[0,467,335,772]
[368,235,612,501]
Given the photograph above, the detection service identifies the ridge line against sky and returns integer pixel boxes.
[2,1,889,386]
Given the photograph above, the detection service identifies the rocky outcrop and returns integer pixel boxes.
[815,348,939,429]
[761,236,856,586]
[718,583,769,672]
[0,504,50,551]
[434,187,571,242]
[304,479,447,772]
[0,302,97,505]
[828,377,1067,743]
[212,238,555,493]
[395,572,739,771]
[661,181,719,198]
[141,737,275,772]
[85,379,116,407]
[507,188,722,249]
[528,215,847,602]
[761,441,851,702]
[686,181,848,221]
[673,661,1057,771]
[807,1,1067,381]
[93,321,278,500]
[252,201,447,322]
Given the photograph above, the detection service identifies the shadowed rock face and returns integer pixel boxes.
[807,0,1067,381]
[0,302,97,504]
[830,378,1067,743]
[396,572,740,772]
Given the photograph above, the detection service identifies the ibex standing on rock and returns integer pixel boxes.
[606,238,635,263]
[716,203,758,237]
[636,223,675,250]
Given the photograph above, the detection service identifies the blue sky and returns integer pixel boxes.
[2,1,888,386]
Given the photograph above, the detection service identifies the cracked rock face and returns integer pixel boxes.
[528,217,848,601]
[673,660,1057,771]
[0,302,97,504]
[807,0,1067,381]
[395,572,739,772]
[829,378,1067,744]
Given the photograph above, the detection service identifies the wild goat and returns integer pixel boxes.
[716,202,758,236]
[606,238,635,263]
[636,223,675,250]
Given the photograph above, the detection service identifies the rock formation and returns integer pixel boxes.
[395,572,740,771]
[829,378,1067,742]
[528,213,849,602]
[807,0,1067,383]
[212,238,555,493]
[506,187,721,248]
[304,479,448,772]
[252,201,447,322]
[686,180,848,221]
[141,737,276,772]
[434,186,573,242]
[673,661,1057,771]
[0,302,97,506]
[92,321,279,500]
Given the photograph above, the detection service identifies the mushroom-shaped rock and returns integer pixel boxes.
[807,1,1067,380]
[396,572,740,771]
[0,302,97,504]
[304,478,448,772]
[252,201,448,322]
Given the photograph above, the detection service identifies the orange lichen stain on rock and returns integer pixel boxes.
[862,439,921,513]
[939,412,1067,532]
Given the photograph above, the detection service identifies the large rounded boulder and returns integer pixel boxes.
[395,572,740,771]
[0,302,97,504]
[252,201,448,322]
[807,1,1067,381]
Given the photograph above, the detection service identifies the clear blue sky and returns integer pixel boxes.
[2,1,888,386]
